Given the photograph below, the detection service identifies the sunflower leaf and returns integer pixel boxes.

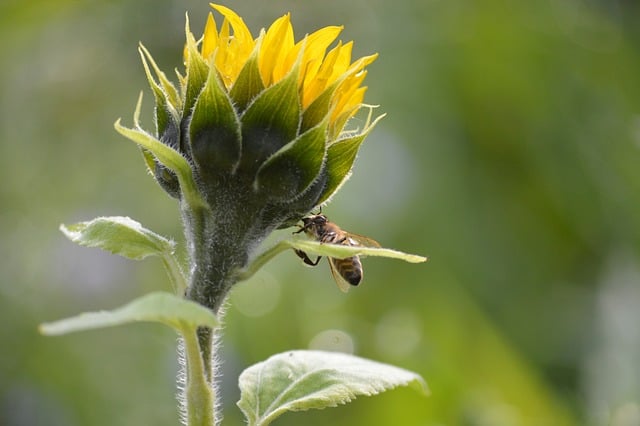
[236,238,426,283]
[287,238,428,263]
[60,216,173,261]
[237,350,428,426]
[39,292,218,336]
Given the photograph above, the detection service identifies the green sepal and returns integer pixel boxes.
[230,36,265,113]
[114,119,191,190]
[39,292,218,336]
[238,64,301,172]
[138,45,180,139]
[255,117,327,201]
[59,216,174,260]
[138,43,181,112]
[136,50,182,198]
[189,58,242,178]
[183,15,210,118]
[301,80,340,133]
[114,96,204,209]
[237,350,428,426]
[153,161,181,200]
[329,106,359,141]
[140,148,157,175]
[268,166,328,229]
[317,113,385,205]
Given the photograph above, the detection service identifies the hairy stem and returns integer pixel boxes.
[181,327,217,426]
[181,196,255,421]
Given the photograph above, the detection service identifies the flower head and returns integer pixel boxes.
[115,4,383,310]
[114,3,385,316]
[120,3,382,213]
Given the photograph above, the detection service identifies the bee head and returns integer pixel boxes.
[299,214,329,237]
[303,214,327,227]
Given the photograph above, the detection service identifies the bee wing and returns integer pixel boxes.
[345,233,381,249]
[328,258,352,293]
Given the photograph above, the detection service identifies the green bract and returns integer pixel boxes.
[118,38,383,224]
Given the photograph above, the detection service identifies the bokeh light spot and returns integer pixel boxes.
[375,308,422,359]
[231,272,281,317]
[309,329,355,354]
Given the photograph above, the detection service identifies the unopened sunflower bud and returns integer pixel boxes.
[116,4,383,312]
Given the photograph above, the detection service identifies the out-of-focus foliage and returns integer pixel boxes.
[1,1,639,425]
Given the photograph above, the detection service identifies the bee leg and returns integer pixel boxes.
[294,249,322,266]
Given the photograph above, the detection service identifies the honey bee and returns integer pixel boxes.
[293,214,381,292]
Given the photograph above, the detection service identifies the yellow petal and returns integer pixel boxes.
[302,40,342,107]
[259,13,294,86]
[201,13,219,60]
[215,18,233,87]
[327,41,353,84]
[301,26,343,65]
[210,4,253,44]
[346,53,379,75]
[330,89,367,137]
[292,26,343,90]
[331,72,366,122]
[211,3,255,87]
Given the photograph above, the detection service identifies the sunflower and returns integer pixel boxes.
[194,4,377,139]
[116,3,383,251]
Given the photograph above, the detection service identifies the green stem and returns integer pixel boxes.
[178,202,221,423]
[179,190,272,424]
[183,203,215,382]
[181,326,217,426]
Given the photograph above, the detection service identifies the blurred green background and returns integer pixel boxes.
[2,0,640,425]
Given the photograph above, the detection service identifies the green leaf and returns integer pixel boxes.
[39,292,218,335]
[237,238,426,283]
[237,350,428,426]
[60,216,174,260]
[238,65,301,172]
[255,118,327,200]
[287,238,428,263]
